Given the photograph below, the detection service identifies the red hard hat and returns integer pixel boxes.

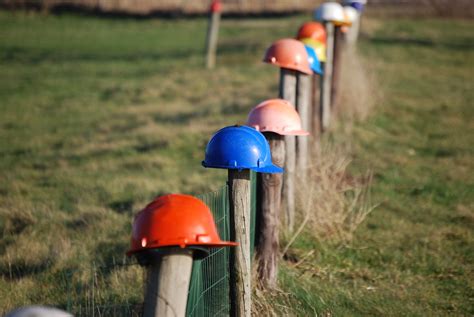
[263,38,312,75]
[296,22,326,44]
[210,0,222,13]
[127,194,237,256]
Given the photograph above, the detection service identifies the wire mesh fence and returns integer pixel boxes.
[1,174,257,316]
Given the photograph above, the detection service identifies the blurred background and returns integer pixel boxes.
[2,0,474,17]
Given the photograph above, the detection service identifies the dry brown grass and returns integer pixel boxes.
[337,45,380,126]
[289,146,375,245]
[284,46,377,246]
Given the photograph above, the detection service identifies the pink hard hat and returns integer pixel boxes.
[246,99,310,136]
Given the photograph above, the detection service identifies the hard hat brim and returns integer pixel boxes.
[311,66,324,75]
[280,129,310,136]
[252,164,284,174]
[203,161,284,174]
[126,240,238,257]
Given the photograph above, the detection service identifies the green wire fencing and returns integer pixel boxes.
[187,170,257,316]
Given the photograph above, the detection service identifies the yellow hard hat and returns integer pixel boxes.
[300,38,326,63]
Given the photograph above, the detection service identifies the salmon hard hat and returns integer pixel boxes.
[263,38,312,75]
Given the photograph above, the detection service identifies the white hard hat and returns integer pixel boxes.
[313,2,346,24]
[344,6,359,24]
[5,306,73,317]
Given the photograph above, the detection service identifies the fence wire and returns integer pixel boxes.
[188,171,257,316]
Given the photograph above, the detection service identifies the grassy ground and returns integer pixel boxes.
[0,11,473,315]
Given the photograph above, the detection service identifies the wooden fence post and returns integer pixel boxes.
[143,249,194,317]
[331,26,344,113]
[256,132,285,288]
[205,0,221,69]
[228,169,251,317]
[279,68,297,232]
[320,22,335,131]
[312,74,322,151]
[296,72,311,181]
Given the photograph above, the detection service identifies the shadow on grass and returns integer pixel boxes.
[153,108,212,125]
[0,259,54,280]
[368,35,474,51]
[0,46,200,65]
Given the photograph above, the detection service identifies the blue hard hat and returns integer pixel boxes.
[350,3,364,12]
[202,125,283,174]
[304,45,323,75]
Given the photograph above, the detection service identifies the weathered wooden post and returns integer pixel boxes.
[342,5,361,45]
[127,194,236,317]
[227,168,251,316]
[297,44,323,178]
[320,22,334,131]
[331,25,344,111]
[280,68,297,231]
[263,38,312,232]
[143,249,193,317]
[202,125,282,316]
[314,2,346,131]
[205,0,222,69]
[297,23,327,142]
[342,0,367,44]
[296,72,311,180]
[246,99,309,288]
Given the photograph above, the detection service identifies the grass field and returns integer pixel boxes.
[0,11,473,315]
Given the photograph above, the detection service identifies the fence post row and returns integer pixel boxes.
[121,1,366,315]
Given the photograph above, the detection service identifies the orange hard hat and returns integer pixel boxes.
[263,38,312,75]
[127,194,237,257]
[246,99,310,136]
[296,22,326,45]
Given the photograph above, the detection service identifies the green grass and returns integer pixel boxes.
[0,11,473,315]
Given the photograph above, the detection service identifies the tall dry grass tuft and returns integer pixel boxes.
[253,286,294,316]
[286,146,374,247]
[337,46,380,125]
[284,46,378,247]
